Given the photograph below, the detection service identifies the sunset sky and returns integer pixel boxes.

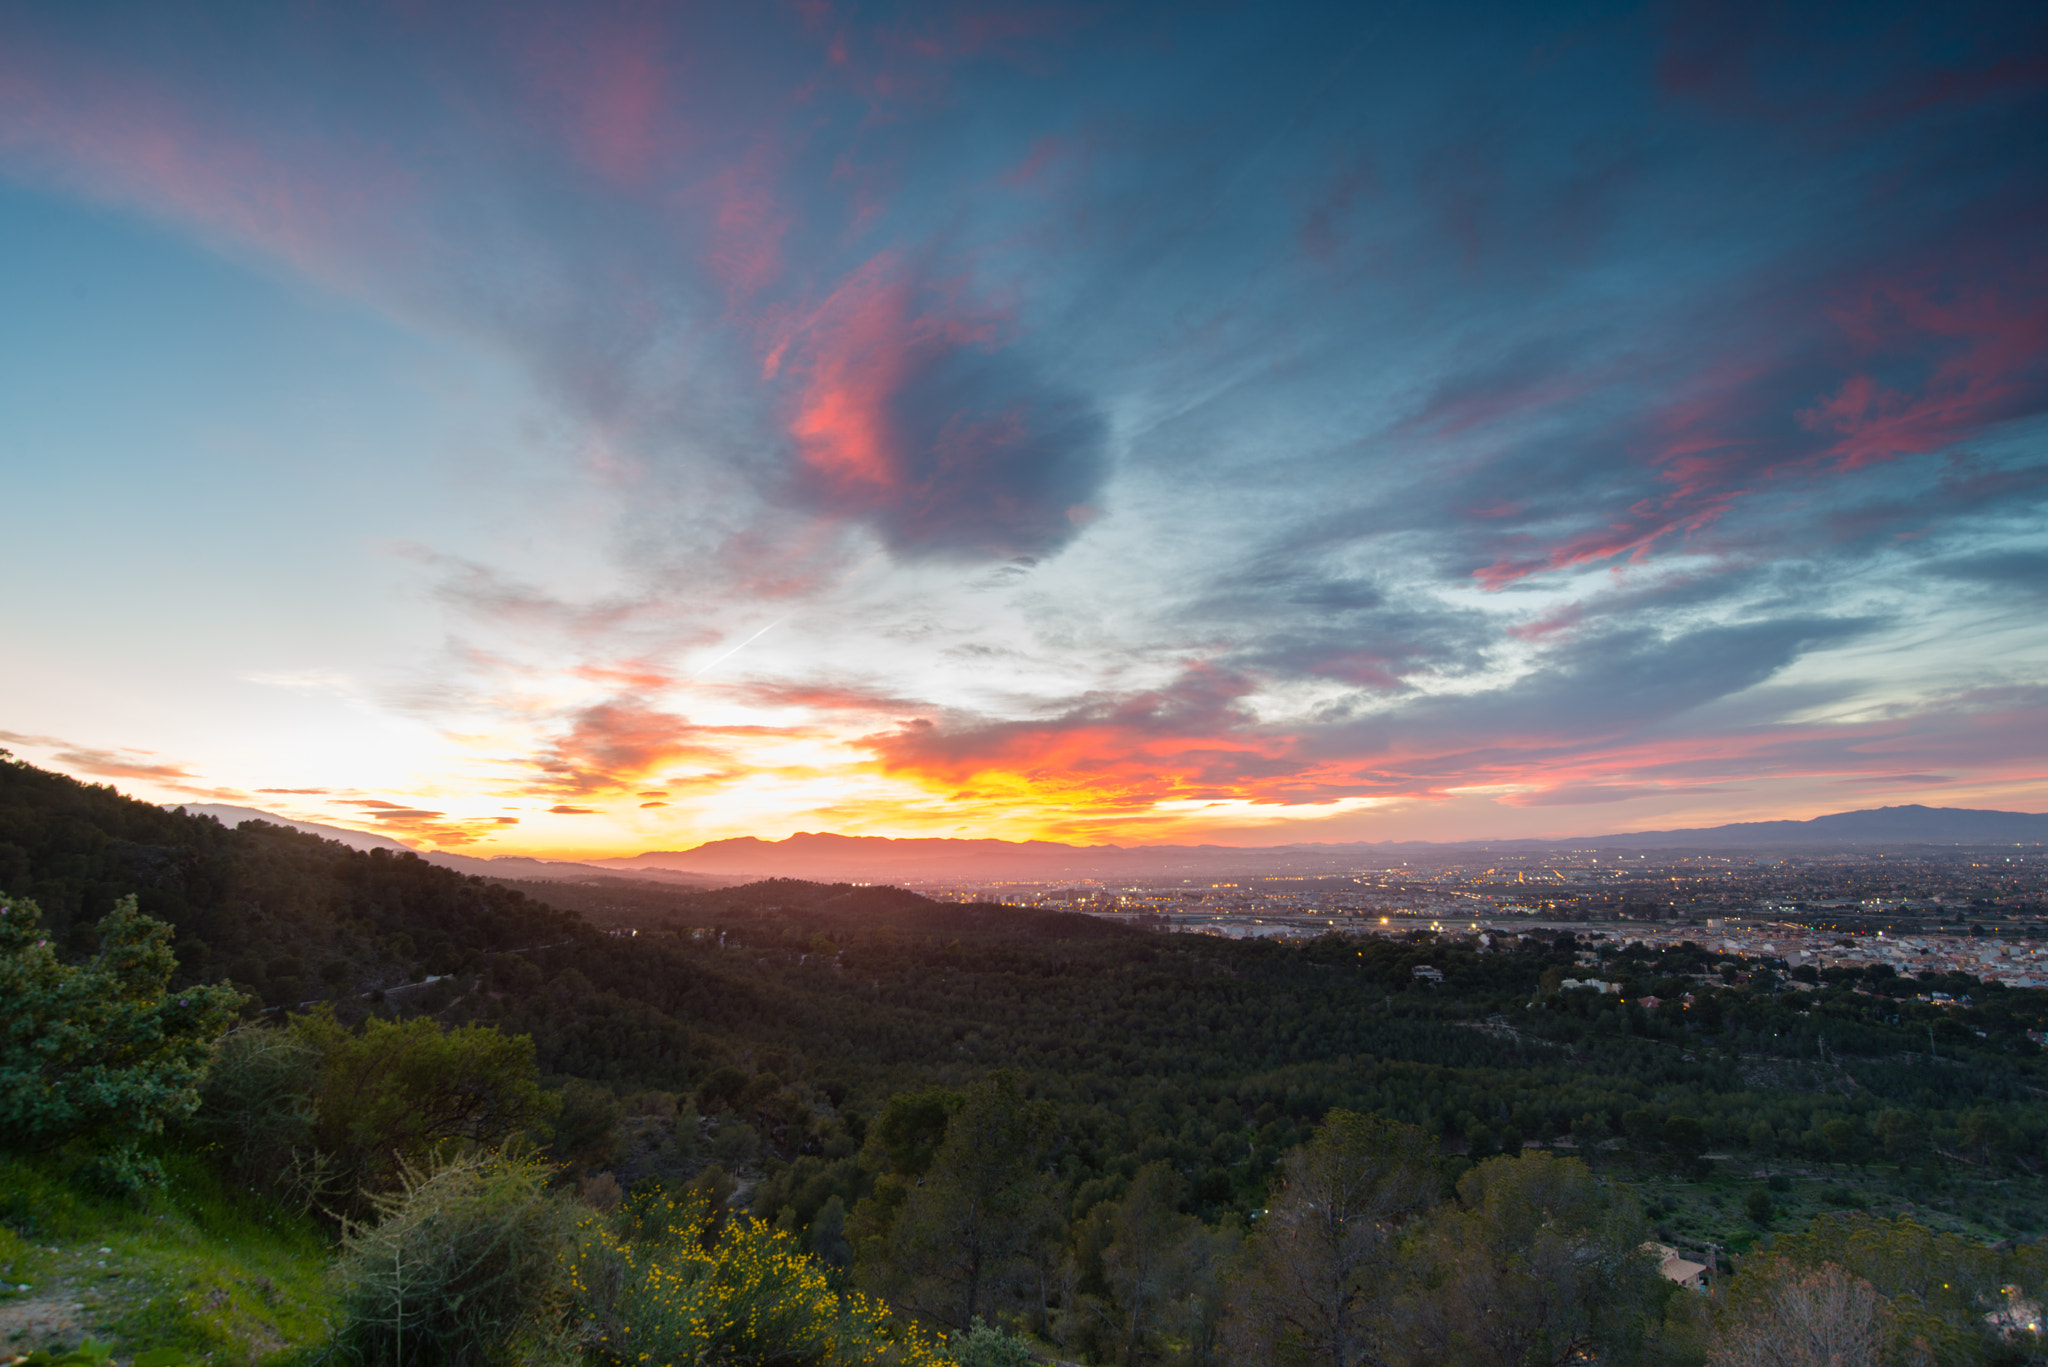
[2,0,2045,856]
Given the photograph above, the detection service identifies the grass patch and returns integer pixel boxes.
[0,1156,93,1241]
[0,1222,49,1296]
[0,1147,336,1363]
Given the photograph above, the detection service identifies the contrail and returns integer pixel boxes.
[687,612,794,680]
[685,551,886,680]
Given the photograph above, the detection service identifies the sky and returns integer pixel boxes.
[1,0,2045,857]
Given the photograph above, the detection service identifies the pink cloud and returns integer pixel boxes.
[766,252,1000,506]
[0,25,421,293]
[793,0,1094,110]
[1474,229,2048,589]
[1799,255,2048,470]
[704,147,792,301]
[492,4,728,189]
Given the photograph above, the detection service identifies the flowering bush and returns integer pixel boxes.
[0,893,244,1185]
[569,1187,955,1367]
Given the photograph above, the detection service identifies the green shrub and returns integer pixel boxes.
[947,1318,1034,1367]
[0,893,245,1178]
[334,1148,578,1367]
[197,1024,333,1211]
[293,1010,557,1208]
[570,1188,952,1367]
[546,1078,621,1173]
[197,1010,557,1216]
[74,1143,168,1198]
[200,1025,319,1166]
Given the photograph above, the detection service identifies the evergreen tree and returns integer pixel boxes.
[0,892,243,1188]
[1227,1109,1439,1367]
[861,1071,1061,1331]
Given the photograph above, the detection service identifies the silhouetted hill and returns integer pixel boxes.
[167,803,416,852]
[165,803,734,887]
[2,753,586,1001]
[493,874,1139,942]
[1,753,1116,1018]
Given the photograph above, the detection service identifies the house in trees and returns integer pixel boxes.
[1647,1242,1709,1291]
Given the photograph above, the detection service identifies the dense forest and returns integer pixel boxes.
[6,748,2048,1364]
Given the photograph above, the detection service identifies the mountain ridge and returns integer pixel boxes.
[588,804,2048,880]
[170,801,2048,885]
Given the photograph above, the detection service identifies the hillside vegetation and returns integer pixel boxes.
[6,750,2048,1365]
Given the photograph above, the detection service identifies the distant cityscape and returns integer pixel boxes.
[909,846,2048,987]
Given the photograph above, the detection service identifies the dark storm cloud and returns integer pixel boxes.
[876,347,1108,559]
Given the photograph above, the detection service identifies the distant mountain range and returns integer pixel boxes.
[173,802,2047,887]
[595,805,2048,881]
[596,833,1142,881]
[1572,805,2048,848]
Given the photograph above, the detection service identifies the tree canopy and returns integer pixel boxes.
[0,892,243,1183]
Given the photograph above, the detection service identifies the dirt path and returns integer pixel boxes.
[1,1272,92,1358]
[1,1239,227,1362]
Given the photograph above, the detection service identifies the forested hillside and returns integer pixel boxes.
[8,750,2048,1234]
[8,749,2048,1363]
[0,752,581,1002]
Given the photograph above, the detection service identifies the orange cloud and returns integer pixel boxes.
[858,667,1330,825]
[842,672,2048,843]
[525,694,809,796]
